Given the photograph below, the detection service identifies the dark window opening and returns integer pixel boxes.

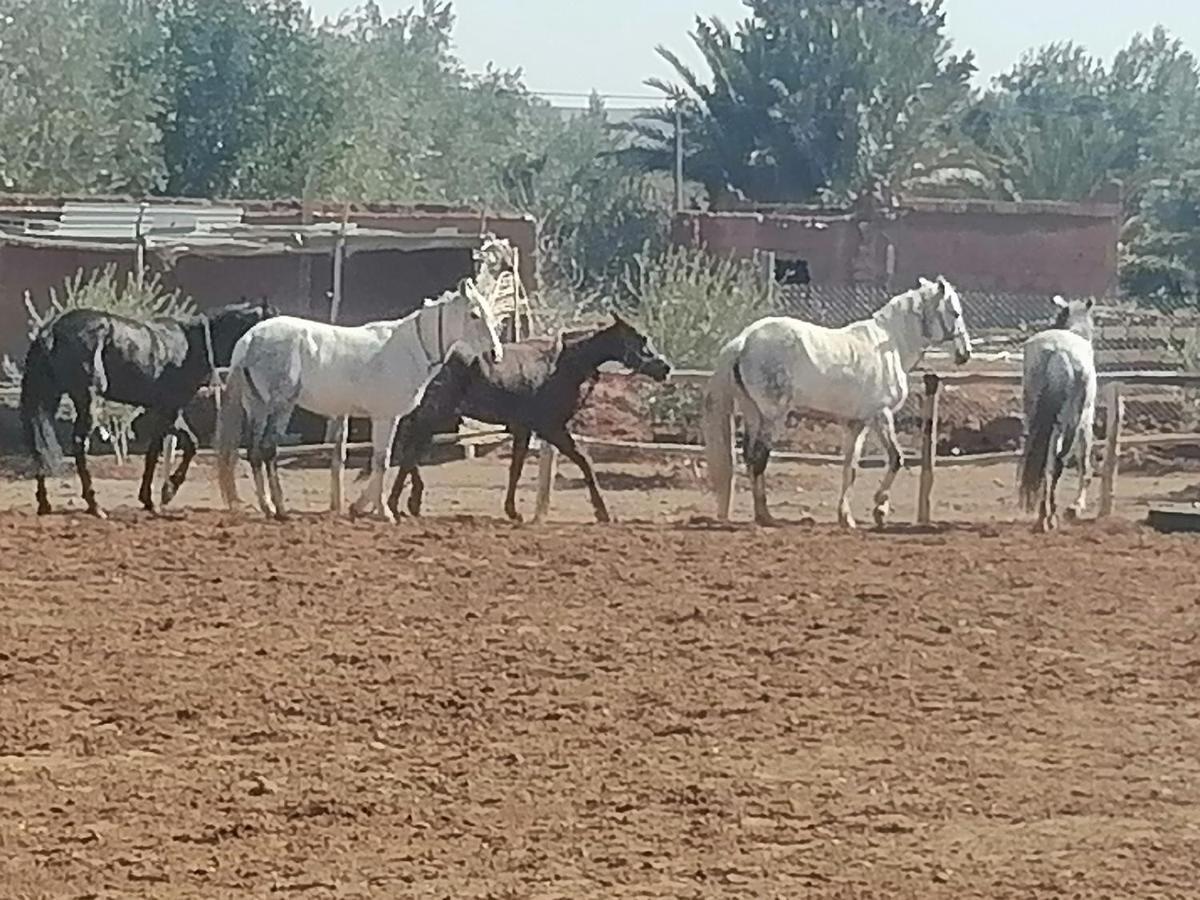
[775,257,811,286]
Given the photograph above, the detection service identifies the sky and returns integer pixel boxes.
[306,1,1200,107]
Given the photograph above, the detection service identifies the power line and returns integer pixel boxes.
[528,88,664,103]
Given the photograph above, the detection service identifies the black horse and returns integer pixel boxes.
[369,314,671,523]
[20,300,276,517]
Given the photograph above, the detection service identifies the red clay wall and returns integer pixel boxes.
[674,198,1122,297]
[0,201,537,364]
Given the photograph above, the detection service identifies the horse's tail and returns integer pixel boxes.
[214,356,248,508]
[20,332,64,476]
[1018,369,1073,512]
[702,334,749,520]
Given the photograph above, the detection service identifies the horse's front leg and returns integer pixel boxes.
[69,392,104,518]
[161,415,198,508]
[544,428,610,524]
[329,415,348,514]
[838,421,868,529]
[351,417,399,522]
[871,409,903,529]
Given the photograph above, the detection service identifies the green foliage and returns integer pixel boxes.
[968,31,1200,204]
[623,0,982,205]
[624,244,776,367]
[0,0,166,193]
[1122,170,1200,304]
[158,0,335,197]
[501,96,673,291]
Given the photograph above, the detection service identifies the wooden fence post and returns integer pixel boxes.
[533,439,558,522]
[917,372,941,525]
[1099,382,1124,518]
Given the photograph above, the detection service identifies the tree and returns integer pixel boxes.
[0,0,165,194]
[968,31,1200,203]
[499,95,672,291]
[157,0,335,197]
[622,0,981,206]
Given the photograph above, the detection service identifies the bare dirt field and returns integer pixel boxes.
[3,455,1200,898]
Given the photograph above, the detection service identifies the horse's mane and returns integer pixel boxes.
[872,286,925,327]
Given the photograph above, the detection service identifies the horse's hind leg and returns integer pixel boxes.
[838,421,869,529]
[263,410,292,521]
[245,408,275,519]
[137,409,173,513]
[1067,419,1094,521]
[68,392,104,518]
[871,409,903,529]
[161,415,198,508]
[406,468,425,517]
[743,429,776,527]
[739,399,778,526]
[1038,432,1065,533]
[504,427,532,522]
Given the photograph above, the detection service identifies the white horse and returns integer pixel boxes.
[214,285,503,521]
[1018,295,1097,532]
[703,277,973,528]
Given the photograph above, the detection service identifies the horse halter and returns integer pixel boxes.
[415,302,448,371]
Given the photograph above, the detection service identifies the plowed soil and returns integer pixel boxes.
[2,460,1199,898]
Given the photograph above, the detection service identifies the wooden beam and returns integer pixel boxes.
[1099,382,1125,518]
[534,440,558,522]
[917,373,941,525]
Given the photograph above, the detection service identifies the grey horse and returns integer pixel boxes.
[1018,296,1098,532]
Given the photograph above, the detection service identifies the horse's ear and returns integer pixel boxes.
[611,310,628,327]
[1052,295,1068,308]
[1084,297,1095,310]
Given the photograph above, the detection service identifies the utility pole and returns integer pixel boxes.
[673,101,684,212]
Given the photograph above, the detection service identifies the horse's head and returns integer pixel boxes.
[206,298,279,365]
[602,312,672,382]
[445,282,503,365]
[1052,295,1095,337]
[917,276,972,365]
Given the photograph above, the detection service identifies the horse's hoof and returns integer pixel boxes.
[872,505,889,529]
[89,508,108,521]
[1065,507,1082,522]
[36,505,51,516]
[161,483,178,507]
[839,516,858,530]
[754,514,780,527]
[595,510,612,524]
[505,508,524,523]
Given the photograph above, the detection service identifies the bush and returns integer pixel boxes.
[619,245,778,437]
[2,265,194,460]
[623,244,777,368]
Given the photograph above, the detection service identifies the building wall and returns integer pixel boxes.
[673,197,1122,297]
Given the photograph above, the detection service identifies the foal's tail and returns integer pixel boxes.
[702,334,749,520]
[214,358,248,508]
[20,333,64,475]
[1018,374,1075,512]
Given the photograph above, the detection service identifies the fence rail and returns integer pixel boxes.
[5,362,1200,526]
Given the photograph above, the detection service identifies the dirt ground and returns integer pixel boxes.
[3,455,1200,898]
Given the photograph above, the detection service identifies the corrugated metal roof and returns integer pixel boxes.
[23,201,246,239]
